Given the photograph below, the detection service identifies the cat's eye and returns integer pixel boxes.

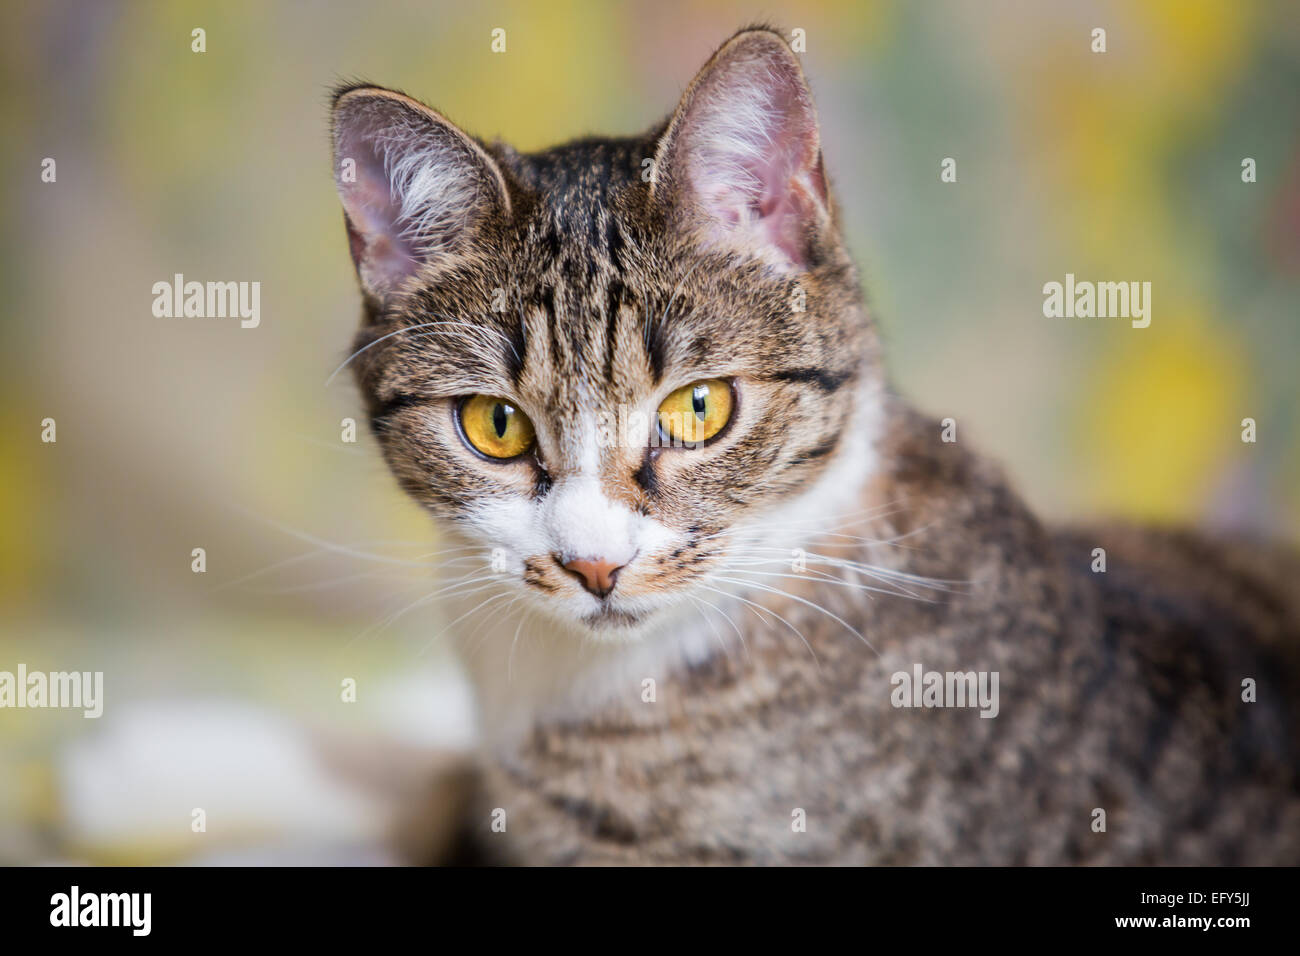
[458,395,536,460]
[657,379,734,445]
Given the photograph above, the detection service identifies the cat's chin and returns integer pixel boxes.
[545,594,690,644]
[579,606,648,633]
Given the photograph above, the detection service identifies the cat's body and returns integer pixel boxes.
[330,28,1300,865]
[460,400,1300,864]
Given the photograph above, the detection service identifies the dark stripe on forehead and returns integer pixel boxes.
[604,278,624,382]
[644,308,667,383]
[567,280,586,358]
[505,310,527,385]
[538,284,565,366]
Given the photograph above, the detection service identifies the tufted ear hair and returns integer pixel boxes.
[331,85,510,302]
[650,28,830,272]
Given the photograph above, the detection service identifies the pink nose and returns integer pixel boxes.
[559,556,625,598]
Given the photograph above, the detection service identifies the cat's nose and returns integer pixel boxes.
[558,555,625,598]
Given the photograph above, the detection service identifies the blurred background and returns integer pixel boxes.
[0,0,1297,863]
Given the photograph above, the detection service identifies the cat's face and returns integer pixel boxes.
[332,29,877,639]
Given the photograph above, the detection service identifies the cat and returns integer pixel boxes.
[329,26,1300,864]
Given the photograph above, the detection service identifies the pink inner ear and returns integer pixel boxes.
[340,148,420,291]
[678,52,826,269]
[335,123,421,293]
[334,96,505,296]
[695,168,808,266]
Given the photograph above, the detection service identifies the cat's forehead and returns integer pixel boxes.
[485,140,657,396]
[388,133,834,410]
[502,137,647,209]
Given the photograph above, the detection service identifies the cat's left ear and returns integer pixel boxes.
[331,86,511,303]
[650,28,830,272]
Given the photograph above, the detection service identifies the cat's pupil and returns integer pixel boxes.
[493,403,508,438]
[692,386,707,421]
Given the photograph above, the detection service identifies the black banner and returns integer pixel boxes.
[0,865,1282,943]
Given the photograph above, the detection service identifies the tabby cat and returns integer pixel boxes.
[329,27,1300,864]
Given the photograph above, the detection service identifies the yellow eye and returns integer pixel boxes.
[657,379,733,445]
[459,395,536,459]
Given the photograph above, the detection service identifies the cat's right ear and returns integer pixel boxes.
[330,86,511,303]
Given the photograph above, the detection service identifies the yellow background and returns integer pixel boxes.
[0,0,1296,862]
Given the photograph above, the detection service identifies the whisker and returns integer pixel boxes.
[350,574,505,647]
[709,574,879,658]
[465,594,523,653]
[227,506,487,570]
[715,564,938,602]
[416,589,515,658]
[687,594,735,660]
[691,590,754,661]
[698,500,911,543]
[220,548,488,595]
[214,542,487,592]
[234,567,435,595]
[326,320,481,387]
[718,555,947,599]
[325,315,519,387]
[698,582,820,671]
[507,603,533,682]
[718,547,967,591]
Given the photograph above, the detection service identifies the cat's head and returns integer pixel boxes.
[331,27,880,640]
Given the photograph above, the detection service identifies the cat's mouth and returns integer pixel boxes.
[581,606,645,629]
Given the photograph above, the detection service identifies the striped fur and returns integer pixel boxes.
[332,28,1300,864]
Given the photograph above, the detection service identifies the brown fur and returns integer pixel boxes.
[331,28,1300,865]
[456,401,1300,864]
